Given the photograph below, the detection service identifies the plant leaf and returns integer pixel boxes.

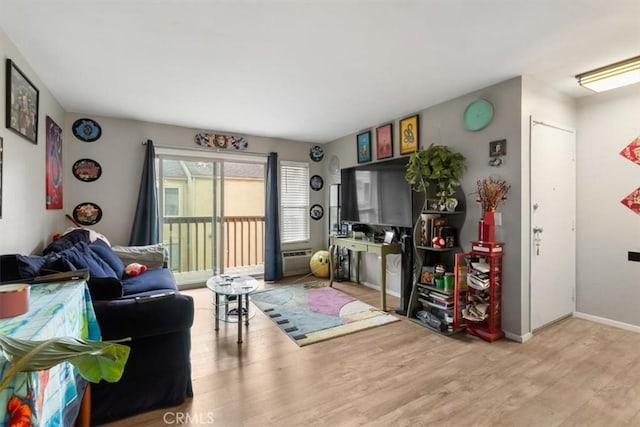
[0,335,130,389]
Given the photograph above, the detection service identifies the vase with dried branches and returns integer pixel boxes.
[475,177,510,241]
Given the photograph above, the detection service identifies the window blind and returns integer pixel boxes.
[281,162,309,243]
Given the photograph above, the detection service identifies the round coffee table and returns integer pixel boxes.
[206,275,259,344]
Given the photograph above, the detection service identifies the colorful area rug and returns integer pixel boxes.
[251,283,399,347]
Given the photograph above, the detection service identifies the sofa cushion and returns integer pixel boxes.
[121,268,177,296]
[87,277,124,300]
[58,242,118,279]
[90,239,126,279]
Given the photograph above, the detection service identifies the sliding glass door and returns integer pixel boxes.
[158,156,265,288]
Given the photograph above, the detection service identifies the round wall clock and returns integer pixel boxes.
[463,99,494,131]
[310,175,324,191]
[72,158,102,182]
[72,118,102,142]
[309,145,324,162]
[73,202,103,225]
[310,204,324,220]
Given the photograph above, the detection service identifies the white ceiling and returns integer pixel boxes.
[0,0,639,144]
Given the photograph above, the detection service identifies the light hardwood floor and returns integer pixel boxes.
[106,278,640,426]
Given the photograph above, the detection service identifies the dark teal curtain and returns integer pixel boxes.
[129,140,159,245]
[264,152,282,281]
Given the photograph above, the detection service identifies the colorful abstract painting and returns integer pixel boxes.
[621,187,640,215]
[619,136,640,166]
[45,116,63,209]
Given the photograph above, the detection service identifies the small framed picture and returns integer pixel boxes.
[489,139,507,157]
[421,266,435,285]
[376,123,393,160]
[5,59,39,144]
[399,115,419,155]
[383,230,395,244]
[356,131,372,163]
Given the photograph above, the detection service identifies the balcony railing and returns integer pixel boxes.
[163,215,265,274]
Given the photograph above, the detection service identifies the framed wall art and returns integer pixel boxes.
[5,59,39,144]
[399,114,419,155]
[357,131,371,163]
[45,116,63,209]
[376,123,393,160]
[0,137,3,218]
[194,132,249,151]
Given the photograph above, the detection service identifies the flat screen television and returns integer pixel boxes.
[340,157,413,228]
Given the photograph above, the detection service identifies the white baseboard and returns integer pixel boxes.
[504,331,533,343]
[504,331,533,344]
[574,312,640,334]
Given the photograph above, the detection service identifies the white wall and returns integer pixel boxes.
[0,27,66,255]
[575,84,640,325]
[325,77,525,335]
[64,113,326,252]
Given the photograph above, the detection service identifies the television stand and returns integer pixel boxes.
[328,236,401,311]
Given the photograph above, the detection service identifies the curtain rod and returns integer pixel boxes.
[142,140,269,157]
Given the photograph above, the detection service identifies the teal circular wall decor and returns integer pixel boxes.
[463,99,494,131]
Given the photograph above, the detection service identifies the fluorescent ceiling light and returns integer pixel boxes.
[576,56,640,92]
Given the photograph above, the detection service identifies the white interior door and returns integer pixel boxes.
[530,118,576,330]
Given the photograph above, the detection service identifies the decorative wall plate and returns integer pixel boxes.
[463,99,494,131]
[310,204,324,220]
[72,158,102,182]
[310,175,324,191]
[73,202,102,225]
[309,145,324,162]
[72,118,102,142]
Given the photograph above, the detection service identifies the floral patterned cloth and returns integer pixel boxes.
[0,281,100,426]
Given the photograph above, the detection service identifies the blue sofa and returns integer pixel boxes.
[0,229,194,425]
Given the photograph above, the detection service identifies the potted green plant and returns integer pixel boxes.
[405,144,467,209]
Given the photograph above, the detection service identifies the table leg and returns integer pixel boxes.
[75,383,91,427]
[214,293,220,331]
[237,294,243,344]
[244,294,250,326]
[328,244,336,287]
[380,254,387,312]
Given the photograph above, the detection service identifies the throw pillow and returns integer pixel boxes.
[110,244,168,270]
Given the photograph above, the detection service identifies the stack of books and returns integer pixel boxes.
[467,259,490,290]
[416,284,455,332]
